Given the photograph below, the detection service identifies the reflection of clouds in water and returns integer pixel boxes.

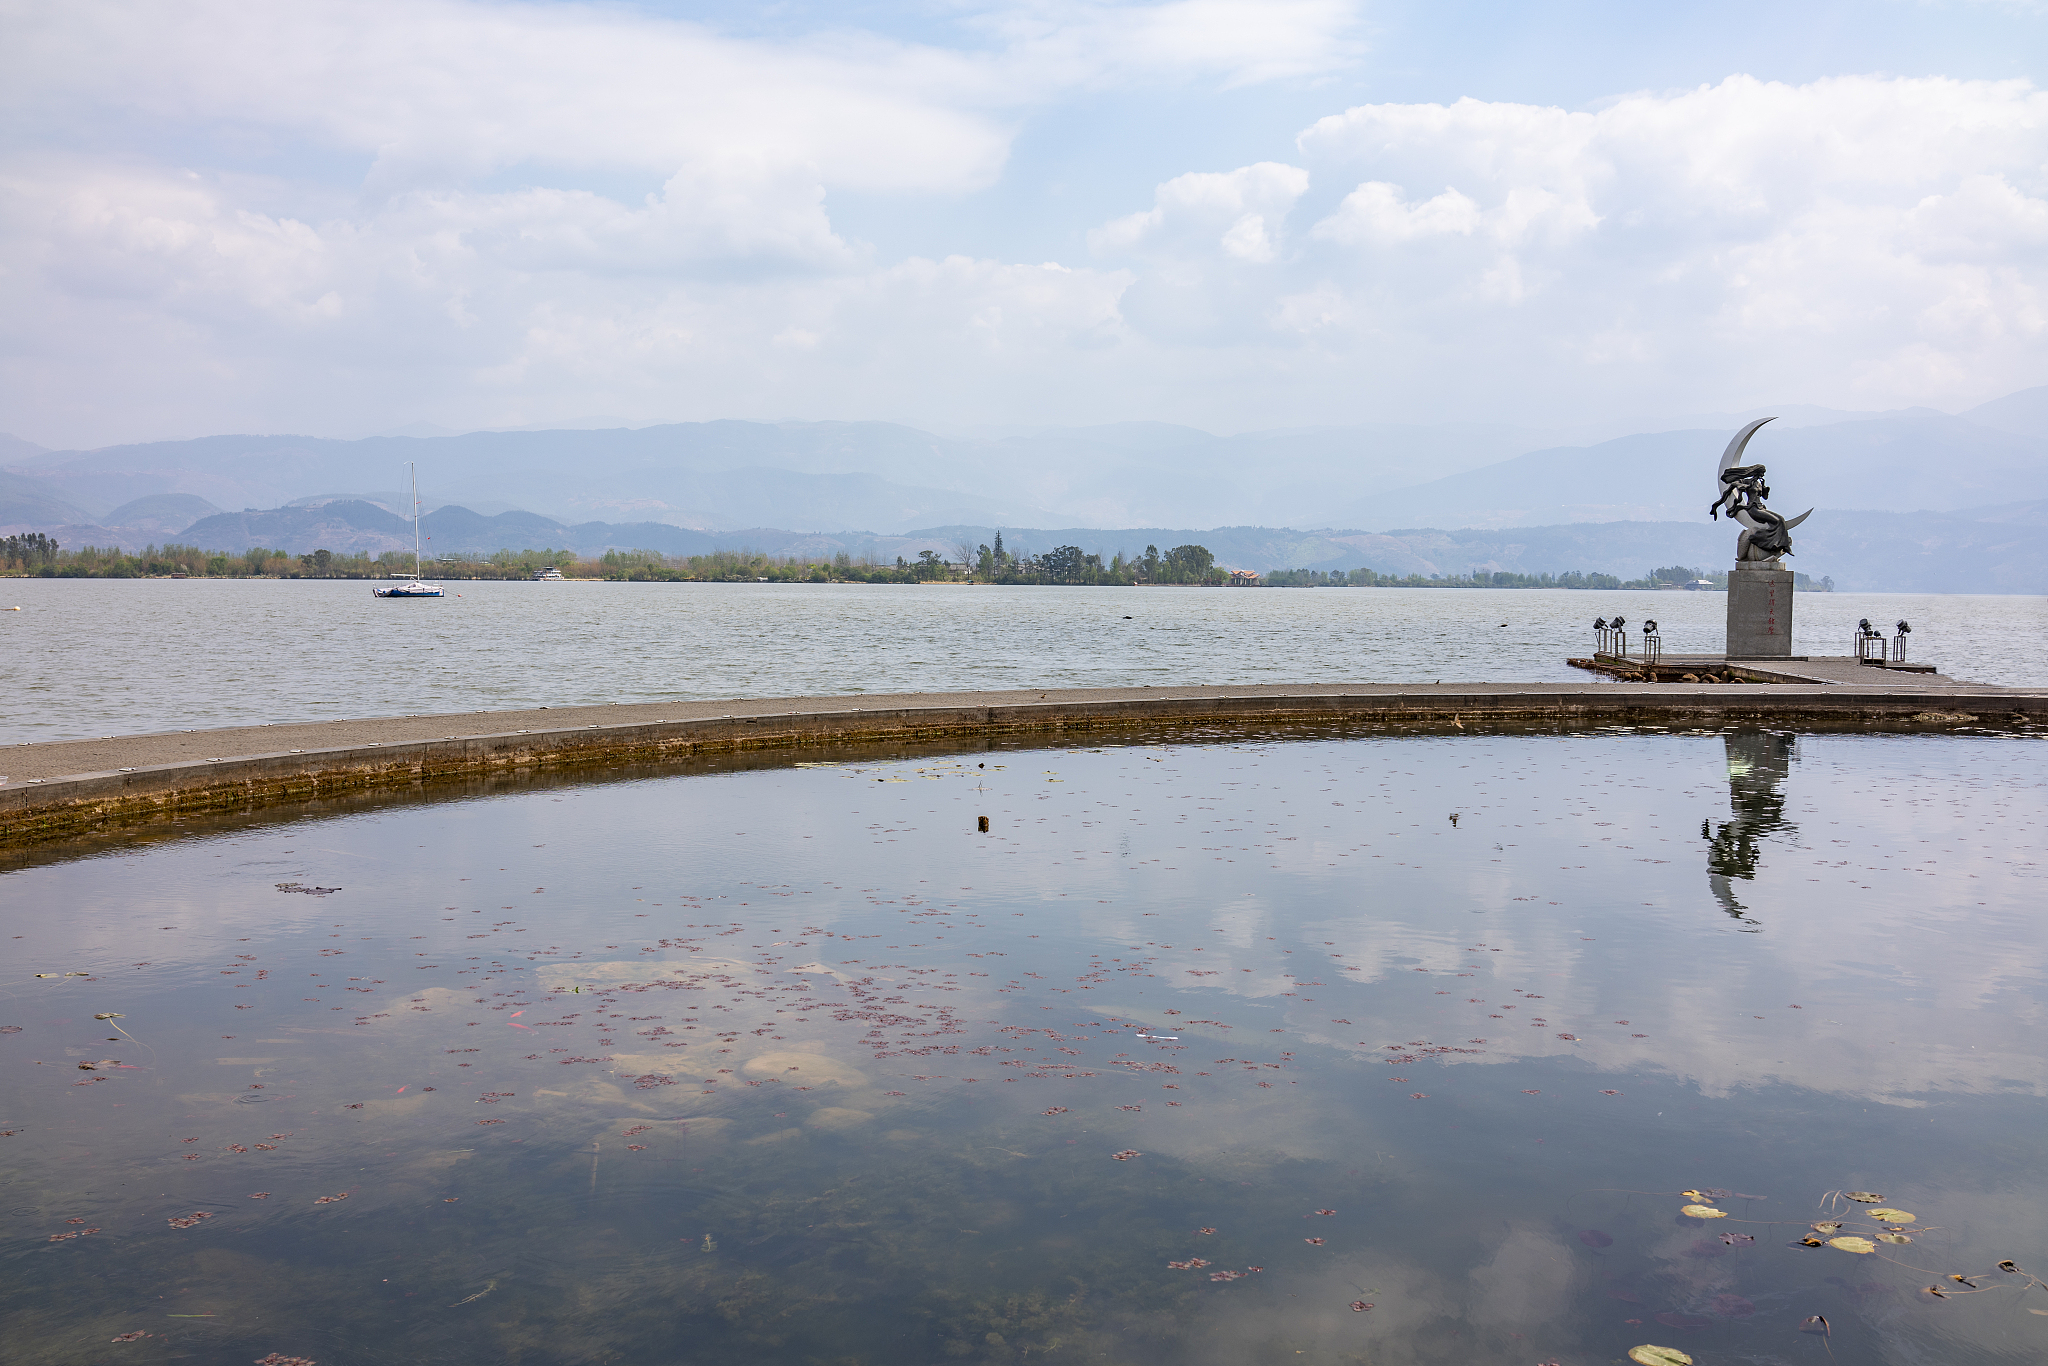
[1467,1227,1579,1332]
[1143,735,2048,1106]
[1188,1246,1578,1366]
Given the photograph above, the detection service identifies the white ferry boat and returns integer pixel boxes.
[532,566,566,581]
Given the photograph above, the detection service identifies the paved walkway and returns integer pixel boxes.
[4,671,2034,787]
[4,672,2040,844]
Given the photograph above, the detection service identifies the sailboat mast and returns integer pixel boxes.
[411,462,422,578]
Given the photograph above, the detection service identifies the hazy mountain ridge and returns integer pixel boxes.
[1357,412,2048,530]
[4,388,2046,592]
[8,391,2046,537]
[26,495,2040,593]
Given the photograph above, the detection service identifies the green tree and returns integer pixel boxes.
[1159,545,1213,583]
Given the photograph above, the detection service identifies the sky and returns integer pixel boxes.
[2,0,2045,449]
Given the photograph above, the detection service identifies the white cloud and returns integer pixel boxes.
[3,0,1014,197]
[3,0,2046,446]
[1088,74,2048,420]
[1091,162,1310,257]
[974,0,1366,89]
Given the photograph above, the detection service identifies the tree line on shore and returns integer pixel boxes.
[0,534,1828,591]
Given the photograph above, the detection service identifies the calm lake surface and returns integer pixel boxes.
[5,579,2046,744]
[5,727,2045,1365]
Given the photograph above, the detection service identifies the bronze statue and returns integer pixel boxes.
[1710,417,1811,562]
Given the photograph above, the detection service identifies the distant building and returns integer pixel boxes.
[1229,569,1260,584]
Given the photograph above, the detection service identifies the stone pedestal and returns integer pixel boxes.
[1726,562,1794,657]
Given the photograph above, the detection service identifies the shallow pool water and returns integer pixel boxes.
[5,728,2046,1365]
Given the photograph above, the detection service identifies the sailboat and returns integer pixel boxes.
[371,462,445,599]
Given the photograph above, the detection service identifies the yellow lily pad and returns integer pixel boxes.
[1628,1348,1693,1366]
[1680,1204,1727,1219]
[1866,1208,1915,1223]
[1828,1236,1876,1254]
[1843,1191,1884,1203]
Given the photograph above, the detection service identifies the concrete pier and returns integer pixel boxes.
[4,677,2042,844]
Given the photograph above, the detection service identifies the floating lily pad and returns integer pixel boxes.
[1843,1191,1884,1203]
[1628,1347,1693,1366]
[1877,1232,1913,1244]
[1811,1221,1843,1233]
[1828,1236,1876,1254]
[1680,1204,1727,1219]
[1866,1208,1915,1222]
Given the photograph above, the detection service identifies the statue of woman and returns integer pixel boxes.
[1710,420,1810,562]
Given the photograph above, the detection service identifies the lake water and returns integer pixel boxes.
[4,579,2045,745]
[5,726,2045,1365]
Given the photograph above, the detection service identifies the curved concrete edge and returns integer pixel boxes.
[4,687,2043,842]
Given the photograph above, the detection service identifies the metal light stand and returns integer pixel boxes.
[1855,618,1887,664]
[1891,620,1911,663]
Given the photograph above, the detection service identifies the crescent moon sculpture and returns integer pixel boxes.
[1709,417,1807,562]
[1718,416,1776,478]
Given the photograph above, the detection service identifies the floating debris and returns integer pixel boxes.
[448,1281,496,1308]
[1627,1349,1691,1366]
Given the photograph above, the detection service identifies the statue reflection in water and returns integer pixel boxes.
[1703,732,1797,924]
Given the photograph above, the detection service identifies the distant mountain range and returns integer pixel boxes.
[9,495,2039,593]
[3,385,2046,591]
